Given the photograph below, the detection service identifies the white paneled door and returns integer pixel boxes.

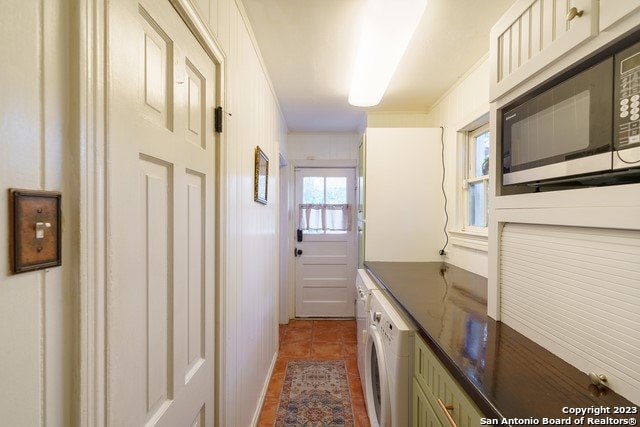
[108,1,216,425]
[295,168,356,317]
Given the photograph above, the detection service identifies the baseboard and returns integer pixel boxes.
[250,350,278,427]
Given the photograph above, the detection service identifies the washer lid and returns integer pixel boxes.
[357,269,380,292]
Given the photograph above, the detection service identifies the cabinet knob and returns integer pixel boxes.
[566,7,583,21]
[588,372,608,388]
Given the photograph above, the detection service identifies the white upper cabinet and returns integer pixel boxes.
[599,0,640,32]
[489,0,598,100]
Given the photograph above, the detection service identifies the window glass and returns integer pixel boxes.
[302,177,347,204]
[473,130,490,178]
[302,177,324,204]
[301,176,349,234]
[325,177,347,204]
[463,124,490,232]
[468,182,487,227]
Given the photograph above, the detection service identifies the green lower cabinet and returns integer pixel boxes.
[413,377,444,427]
[413,336,484,427]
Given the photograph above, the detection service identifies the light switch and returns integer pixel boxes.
[35,222,52,239]
[10,189,62,274]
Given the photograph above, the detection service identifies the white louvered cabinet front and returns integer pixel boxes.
[489,0,598,100]
[500,223,640,406]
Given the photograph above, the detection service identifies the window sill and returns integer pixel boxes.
[449,230,488,252]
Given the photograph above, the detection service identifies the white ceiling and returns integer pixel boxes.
[240,0,516,132]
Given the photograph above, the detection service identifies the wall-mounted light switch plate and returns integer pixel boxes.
[9,189,62,274]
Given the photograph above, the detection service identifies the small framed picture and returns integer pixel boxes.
[254,146,269,204]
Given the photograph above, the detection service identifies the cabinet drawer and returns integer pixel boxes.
[414,337,484,427]
[490,0,598,100]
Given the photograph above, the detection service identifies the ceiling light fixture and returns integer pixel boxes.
[348,0,428,107]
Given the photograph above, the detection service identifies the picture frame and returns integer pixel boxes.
[254,146,269,204]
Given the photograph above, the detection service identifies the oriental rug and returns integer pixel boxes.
[274,360,355,427]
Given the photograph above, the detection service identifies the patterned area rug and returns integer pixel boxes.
[275,360,355,426]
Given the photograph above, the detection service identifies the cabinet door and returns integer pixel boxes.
[490,0,598,99]
[414,337,484,427]
[413,378,444,427]
[600,0,640,32]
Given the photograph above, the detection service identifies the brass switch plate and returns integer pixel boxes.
[9,189,62,274]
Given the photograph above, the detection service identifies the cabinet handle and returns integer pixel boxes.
[566,7,583,21]
[437,399,458,427]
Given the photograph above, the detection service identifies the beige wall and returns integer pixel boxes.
[0,0,74,425]
[424,57,492,277]
[364,127,445,262]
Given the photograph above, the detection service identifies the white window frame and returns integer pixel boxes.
[462,123,490,234]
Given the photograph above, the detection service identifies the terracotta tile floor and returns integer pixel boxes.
[257,319,371,427]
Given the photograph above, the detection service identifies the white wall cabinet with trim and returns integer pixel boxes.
[488,0,640,406]
[413,336,484,427]
[489,0,598,100]
[363,127,444,262]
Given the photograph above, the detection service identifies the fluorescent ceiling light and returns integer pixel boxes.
[348,0,428,107]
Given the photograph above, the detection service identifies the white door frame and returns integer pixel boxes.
[278,153,289,324]
[285,160,357,321]
[77,1,227,425]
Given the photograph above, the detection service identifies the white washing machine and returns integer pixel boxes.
[355,269,379,395]
[364,290,415,427]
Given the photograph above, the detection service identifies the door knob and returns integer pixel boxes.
[295,248,303,257]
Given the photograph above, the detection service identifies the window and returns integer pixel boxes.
[464,125,490,232]
[299,176,351,234]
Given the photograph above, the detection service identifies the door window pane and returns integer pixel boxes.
[302,177,324,203]
[301,176,350,234]
[325,177,347,204]
[303,177,347,204]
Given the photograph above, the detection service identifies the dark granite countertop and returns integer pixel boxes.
[365,261,639,425]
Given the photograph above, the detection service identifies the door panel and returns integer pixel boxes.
[108,1,216,425]
[139,156,173,419]
[294,168,356,317]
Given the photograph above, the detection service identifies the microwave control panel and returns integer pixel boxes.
[616,41,640,149]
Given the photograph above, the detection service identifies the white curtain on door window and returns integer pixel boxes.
[298,204,352,231]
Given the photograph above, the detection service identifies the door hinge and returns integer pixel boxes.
[215,106,223,133]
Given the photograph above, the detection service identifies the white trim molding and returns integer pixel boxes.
[77,0,108,425]
[449,230,489,252]
[167,2,228,426]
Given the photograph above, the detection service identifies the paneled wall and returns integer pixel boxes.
[424,57,492,277]
[0,0,73,425]
[287,132,360,161]
[192,0,288,425]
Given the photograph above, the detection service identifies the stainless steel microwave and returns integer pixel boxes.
[501,38,640,186]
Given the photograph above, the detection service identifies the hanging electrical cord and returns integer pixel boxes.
[439,126,449,256]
